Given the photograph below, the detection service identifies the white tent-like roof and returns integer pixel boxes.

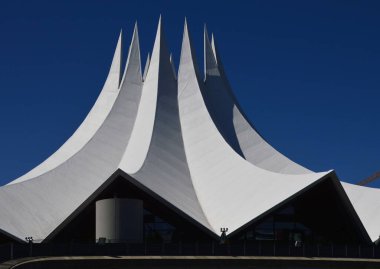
[0,18,378,243]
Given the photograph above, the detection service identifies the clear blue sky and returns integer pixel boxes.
[0,0,379,186]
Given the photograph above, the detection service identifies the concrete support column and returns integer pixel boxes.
[96,198,143,243]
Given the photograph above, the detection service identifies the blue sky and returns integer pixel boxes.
[0,0,379,186]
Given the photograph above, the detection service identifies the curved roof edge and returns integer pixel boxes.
[8,31,124,185]
[205,32,312,174]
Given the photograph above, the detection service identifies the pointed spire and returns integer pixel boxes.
[211,33,218,64]
[145,15,173,83]
[120,22,142,85]
[169,53,177,80]
[211,33,230,79]
[143,53,150,81]
[178,17,201,82]
[157,14,162,38]
[204,25,219,79]
[150,15,163,64]
[132,22,138,39]
[107,30,123,88]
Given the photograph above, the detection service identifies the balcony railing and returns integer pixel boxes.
[1,241,380,263]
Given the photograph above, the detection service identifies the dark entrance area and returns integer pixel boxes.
[231,177,368,244]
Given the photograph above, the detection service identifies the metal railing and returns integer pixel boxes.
[1,241,380,263]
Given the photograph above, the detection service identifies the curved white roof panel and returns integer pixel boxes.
[0,18,378,243]
[119,19,213,232]
[0,25,143,241]
[176,21,328,233]
[342,182,380,242]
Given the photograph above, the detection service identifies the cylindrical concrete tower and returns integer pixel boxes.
[95,198,143,243]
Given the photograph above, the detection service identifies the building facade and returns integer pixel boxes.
[0,18,379,246]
